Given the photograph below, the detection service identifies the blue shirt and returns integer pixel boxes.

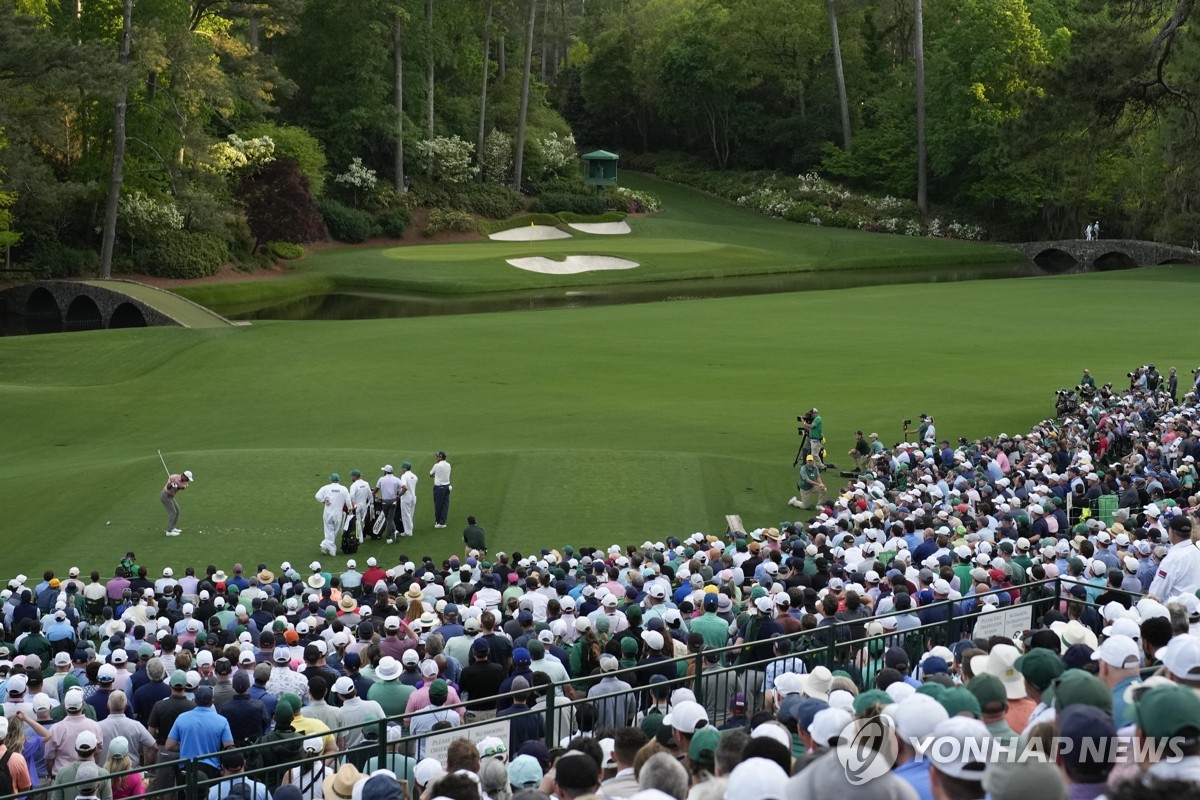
[893,758,933,800]
[1111,674,1139,727]
[169,706,233,768]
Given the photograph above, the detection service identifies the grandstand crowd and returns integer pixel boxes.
[2,367,1200,800]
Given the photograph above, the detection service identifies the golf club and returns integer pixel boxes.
[157,449,171,478]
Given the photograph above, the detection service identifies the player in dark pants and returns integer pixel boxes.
[429,451,452,529]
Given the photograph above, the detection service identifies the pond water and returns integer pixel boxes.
[225,261,1053,321]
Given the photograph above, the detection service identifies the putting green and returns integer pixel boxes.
[2,265,1198,576]
[174,174,1019,309]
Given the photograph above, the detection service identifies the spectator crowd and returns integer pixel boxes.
[2,365,1200,800]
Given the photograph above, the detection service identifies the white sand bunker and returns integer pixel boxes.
[488,225,572,241]
[506,255,640,275]
[567,221,632,235]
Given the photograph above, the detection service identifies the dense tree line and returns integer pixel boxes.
[0,0,576,276]
[2,0,1197,269]
[562,0,1200,242]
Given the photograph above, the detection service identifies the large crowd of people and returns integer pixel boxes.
[2,365,1200,800]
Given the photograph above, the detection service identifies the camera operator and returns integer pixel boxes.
[921,415,937,446]
[1079,369,1096,390]
[789,454,826,510]
[799,407,825,470]
[1146,363,1161,392]
[1167,367,1178,402]
[848,430,871,474]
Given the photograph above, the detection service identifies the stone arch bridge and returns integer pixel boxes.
[0,279,236,335]
[1008,239,1200,271]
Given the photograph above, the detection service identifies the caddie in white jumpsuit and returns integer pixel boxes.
[315,473,351,556]
[348,469,372,543]
[398,461,418,538]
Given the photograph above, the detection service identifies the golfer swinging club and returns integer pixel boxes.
[160,462,193,537]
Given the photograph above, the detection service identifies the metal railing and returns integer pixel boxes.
[8,575,1141,800]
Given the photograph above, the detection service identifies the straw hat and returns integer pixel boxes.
[322,763,363,800]
[338,594,358,612]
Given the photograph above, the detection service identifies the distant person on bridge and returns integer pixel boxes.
[1085,223,1094,241]
[161,470,193,537]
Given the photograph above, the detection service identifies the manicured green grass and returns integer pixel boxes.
[2,265,1198,578]
[175,174,1018,310]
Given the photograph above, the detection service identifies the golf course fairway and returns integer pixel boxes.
[2,265,1198,575]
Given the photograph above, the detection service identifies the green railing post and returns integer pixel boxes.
[545,686,557,745]
[185,757,198,800]
[377,715,388,767]
[945,597,955,647]
[693,649,704,705]
[825,622,837,670]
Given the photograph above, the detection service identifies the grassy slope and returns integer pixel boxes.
[175,174,1018,307]
[2,265,1198,576]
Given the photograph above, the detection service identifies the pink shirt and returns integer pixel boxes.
[404,684,464,718]
[163,475,189,498]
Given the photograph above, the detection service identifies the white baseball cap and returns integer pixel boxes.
[928,717,990,780]
[724,758,788,800]
[662,700,708,734]
[1091,635,1140,669]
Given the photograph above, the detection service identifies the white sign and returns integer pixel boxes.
[424,719,510,767]
[971,604,1033,641]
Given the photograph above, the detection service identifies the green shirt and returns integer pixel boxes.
[810,415,823,440]
[690,612,731,650]
[463,524,487,551]
[798,465,821,491]
[367,681,415,719]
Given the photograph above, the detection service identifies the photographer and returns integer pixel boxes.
[848,430,871,474]
[1167,366,1178,402]
[799,407,825,469]
[1079,369,1096,390]
[789,455,826,510]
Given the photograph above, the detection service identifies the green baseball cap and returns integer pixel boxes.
[940,687,982,719]
[688,726,721,764]
[1014,648,1064,692]
[916,683,946,701]
[1135,684,1200,739]
[620,637,638,656]
[429,679,449,703]
[1046,669,1111,713]
[966,674,1008,709]
[330,473,340,482]
[853,689,892,716]
[170,670,187,689]
[400,461,412,470]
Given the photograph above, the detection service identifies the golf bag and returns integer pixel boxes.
[341,513,360,554]
[371,500,386,539]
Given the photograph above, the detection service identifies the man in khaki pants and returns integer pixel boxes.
[790,455,826,509]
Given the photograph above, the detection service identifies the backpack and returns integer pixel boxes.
[0,749,14,796]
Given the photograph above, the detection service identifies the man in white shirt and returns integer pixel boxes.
[1148,516,1200,601]
[397,462,418,538]
[375,465,402,542]
[315,474,352,557]
[429,451,452,529]
[348,470,373,542]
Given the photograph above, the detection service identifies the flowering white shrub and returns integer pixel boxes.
[540,132,577,177]
[334,157,378,192]
[734,171,984,240]
[607,186,661,214]
[481,129,514,185]
[119,191,184,238]
[207,134,275,173]
[415,136,478,184]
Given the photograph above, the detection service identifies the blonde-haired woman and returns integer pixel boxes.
[104,736,146,799]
